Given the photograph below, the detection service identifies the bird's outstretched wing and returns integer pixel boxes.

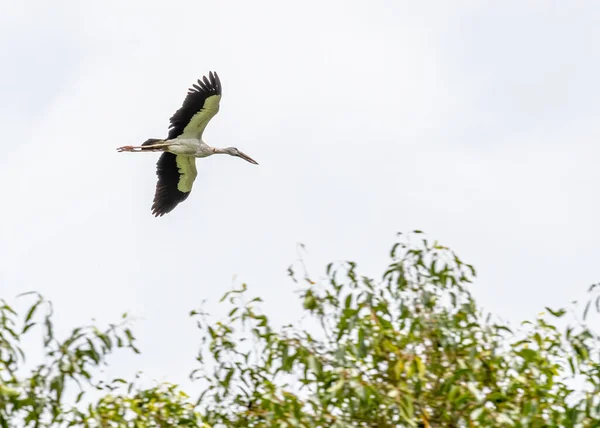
[151,152,198,217]
[167,71,222,140]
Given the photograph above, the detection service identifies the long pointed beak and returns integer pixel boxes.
[237,151,259,165]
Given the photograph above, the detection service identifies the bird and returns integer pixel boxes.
[116,71,258,217]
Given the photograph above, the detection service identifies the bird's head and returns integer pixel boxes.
[224,147,259,165]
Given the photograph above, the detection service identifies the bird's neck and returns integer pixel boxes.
[212,147,228,155]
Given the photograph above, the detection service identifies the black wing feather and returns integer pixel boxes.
[167,71,221,140]
[151,152,191,217]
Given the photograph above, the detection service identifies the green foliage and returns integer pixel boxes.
[0,292,135,426]
[0,293,202,427]
[1,232,600,427]
[192,233,600,426]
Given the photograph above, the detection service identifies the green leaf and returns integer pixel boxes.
[495,325,513,334]
[303,291,317,311]
[414,357,425,380]
[545,307,566,318]
[24,300,41,324]
[518,348,538,362]
[21,322,35,334]
[357,328,366,358]
[344,295,352,309]
[307,354,321,376]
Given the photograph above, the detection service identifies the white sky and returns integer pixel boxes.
[1,1,600,390]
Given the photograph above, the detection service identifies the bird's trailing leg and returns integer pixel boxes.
[116,142,171,152]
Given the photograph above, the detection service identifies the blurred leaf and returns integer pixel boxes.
[546,307,566,318]
[583,301,591,321]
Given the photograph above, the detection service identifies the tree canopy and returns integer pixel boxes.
[2,232,599,427]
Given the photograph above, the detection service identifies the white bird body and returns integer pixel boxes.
[116,72,258,216]
[166,138,214,157]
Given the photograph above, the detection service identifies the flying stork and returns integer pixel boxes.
[117,72,258,217]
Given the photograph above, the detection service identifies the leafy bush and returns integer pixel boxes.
[2,232,599,427]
